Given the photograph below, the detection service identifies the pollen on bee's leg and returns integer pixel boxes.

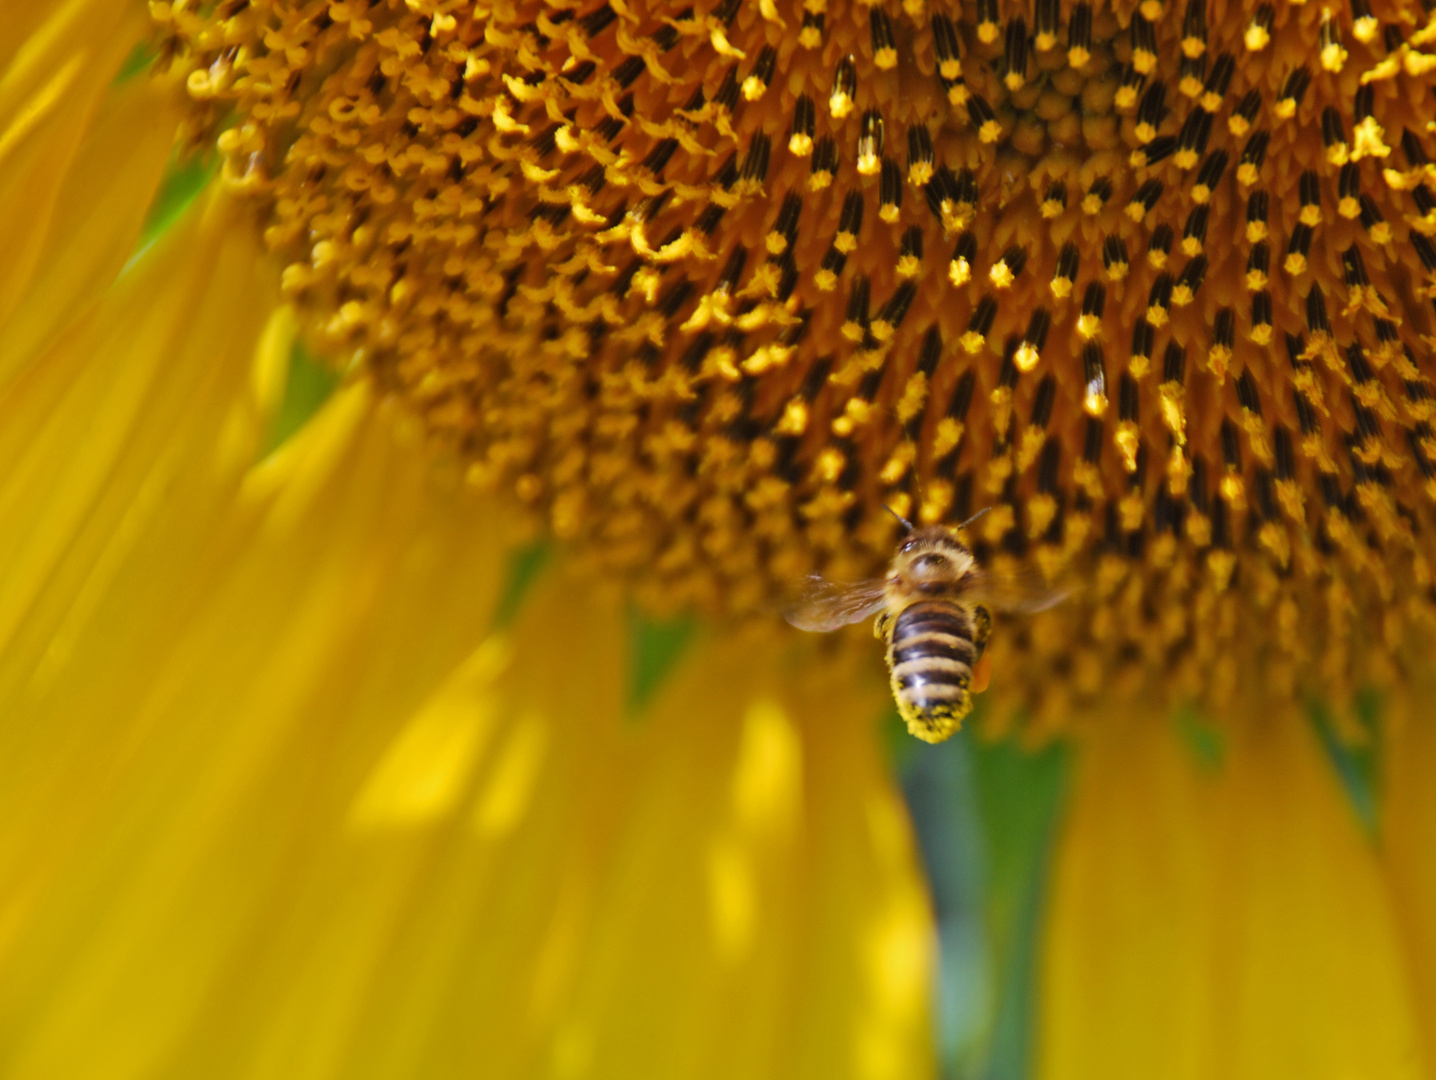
[900,700,967,744]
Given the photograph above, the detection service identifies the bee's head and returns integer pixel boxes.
[897,526,970,581]
[909,551,951,578]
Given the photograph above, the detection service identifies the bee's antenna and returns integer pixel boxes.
[956,506,991,532]
[882,504,915,533]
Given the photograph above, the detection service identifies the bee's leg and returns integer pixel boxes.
[971,605,993,657]
[873,611,892,640]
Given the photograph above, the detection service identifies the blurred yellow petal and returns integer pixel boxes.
[0,72,180,376]
[0,0,137,78]
[0,199,278,701]
[0,0,153,348]
[0,382,508,1077]
[0,378,933,1077]
[1038,714,1426,1079]
[1384,683,1436,1069]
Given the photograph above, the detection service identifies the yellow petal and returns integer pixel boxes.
[0,0,137,80]
[0,385,510,1078]
[0,0,153,345]
[1383,682,1436,1070]
[476,621,935,1080]
[1038,713,1425,1079]
[0,73,180,376]
[0,199,278,686]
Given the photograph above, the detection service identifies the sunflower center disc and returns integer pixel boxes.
[159,0,1436,721]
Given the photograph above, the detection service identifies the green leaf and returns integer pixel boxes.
[113,40,158,84]
[1308,691,1381,838]
[900,709,1069,1080]
[900,731,990,1074]
[260,341,340,456]
[136,152,217,251]
[489,542,553,632]
[625,608,697,719]
[970,734,1068,1080]
[1174,704,1225,772]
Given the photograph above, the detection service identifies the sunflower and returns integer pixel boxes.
[2,0,1435,1074]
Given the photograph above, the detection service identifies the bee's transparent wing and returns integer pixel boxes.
[783,575,888,632]
[965,568,1071,613]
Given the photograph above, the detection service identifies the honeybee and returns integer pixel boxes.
[784,509,1067,743]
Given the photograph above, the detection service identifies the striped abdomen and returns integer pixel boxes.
[885,600,985,744]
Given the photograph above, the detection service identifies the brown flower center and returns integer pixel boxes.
[158,0,1436,720]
